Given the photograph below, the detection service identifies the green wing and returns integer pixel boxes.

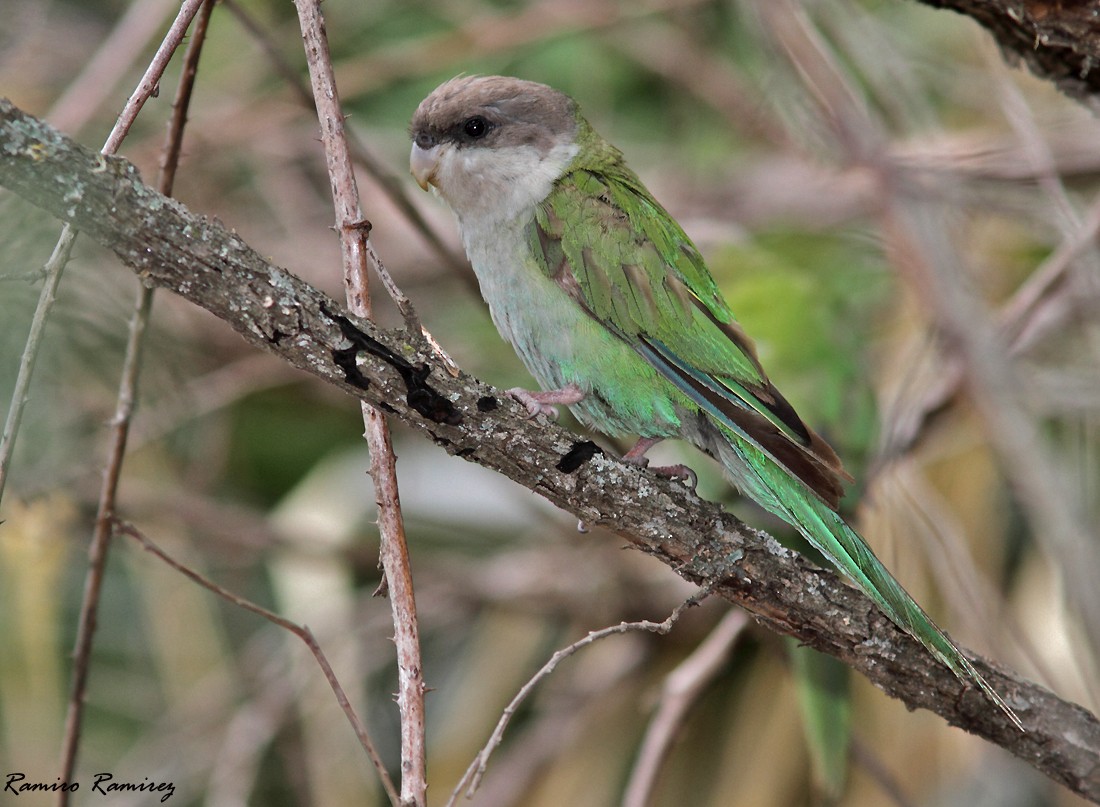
[528,161,1023,729]
[529,166,850,507]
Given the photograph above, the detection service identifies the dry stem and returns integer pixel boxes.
[114,519,400,805]
[446,588,715,807]
[291,1,427,803]
[54,3,210,802]
[621,608,748,807]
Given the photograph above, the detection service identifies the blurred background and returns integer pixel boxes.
[1,0,1098,805]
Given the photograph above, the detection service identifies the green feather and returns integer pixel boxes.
[526,119,1023,729]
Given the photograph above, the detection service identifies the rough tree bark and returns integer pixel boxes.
[913,0,1100,101]
[2,99,1098,802]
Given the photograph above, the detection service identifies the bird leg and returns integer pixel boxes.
[507,383,584,419]
[623,437,698,488]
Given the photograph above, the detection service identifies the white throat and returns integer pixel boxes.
[429,139,580,368]
[433,141,578,233]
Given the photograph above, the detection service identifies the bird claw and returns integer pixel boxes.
[622,437,698,490]
[649,463,698,490]
[506,388,559,419]
[506,384,584,420]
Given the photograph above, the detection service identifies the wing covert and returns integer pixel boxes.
[528,168,851,506]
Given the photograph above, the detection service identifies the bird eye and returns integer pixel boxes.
[463,116,490,139]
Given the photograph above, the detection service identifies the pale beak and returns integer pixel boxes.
[410,143,440,191]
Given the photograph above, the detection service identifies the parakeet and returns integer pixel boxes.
[409,75,1021,728]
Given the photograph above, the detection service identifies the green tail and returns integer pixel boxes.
[715,429,1023,730]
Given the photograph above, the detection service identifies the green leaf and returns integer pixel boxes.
[787,638,852,802]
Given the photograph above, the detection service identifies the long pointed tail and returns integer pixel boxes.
[711,429,1023,729]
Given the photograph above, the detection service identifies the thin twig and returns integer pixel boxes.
[849,737,918,807]
[47,0,180,134]
[55,4,209,803]
[221,0,462,308]
[0,229,75,506]
[754,0,884,161]
[621,608,748,807]
[1002,189,1100,354]
[291,1,427,803]
[446,587,716,807]
[0,0,184,515]
[100,2,208,157]
[870,189,1100,466]
[366,238,421,333]
[113,519,401,806]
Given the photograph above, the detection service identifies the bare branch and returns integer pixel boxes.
[447,588,717,806]
[219,0,467,287]
[47,0,182,133]
[50,4,210,802]
[113,519,401,807]
[2,100,1099,803]
[291,1,427,803]
[622,608,749,807]
[912,0,1100,102]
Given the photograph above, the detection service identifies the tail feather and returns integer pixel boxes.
[707,425,1023,730]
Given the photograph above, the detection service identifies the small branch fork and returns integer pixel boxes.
[113,519,400,805]
[445,586,720,807]
[290,2,427,803]
[53,3,211,804]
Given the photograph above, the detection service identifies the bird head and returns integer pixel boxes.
[409,76,581,221]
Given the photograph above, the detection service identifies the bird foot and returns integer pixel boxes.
[637,460,699,489]
[506,383,584,419]
[622,437,698,490]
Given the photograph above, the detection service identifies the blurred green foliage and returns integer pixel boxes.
[716,230,885,454]
[226,389,363,505]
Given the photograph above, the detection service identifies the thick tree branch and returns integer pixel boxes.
[913,0,1100,101]
[2,100,1098,802]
